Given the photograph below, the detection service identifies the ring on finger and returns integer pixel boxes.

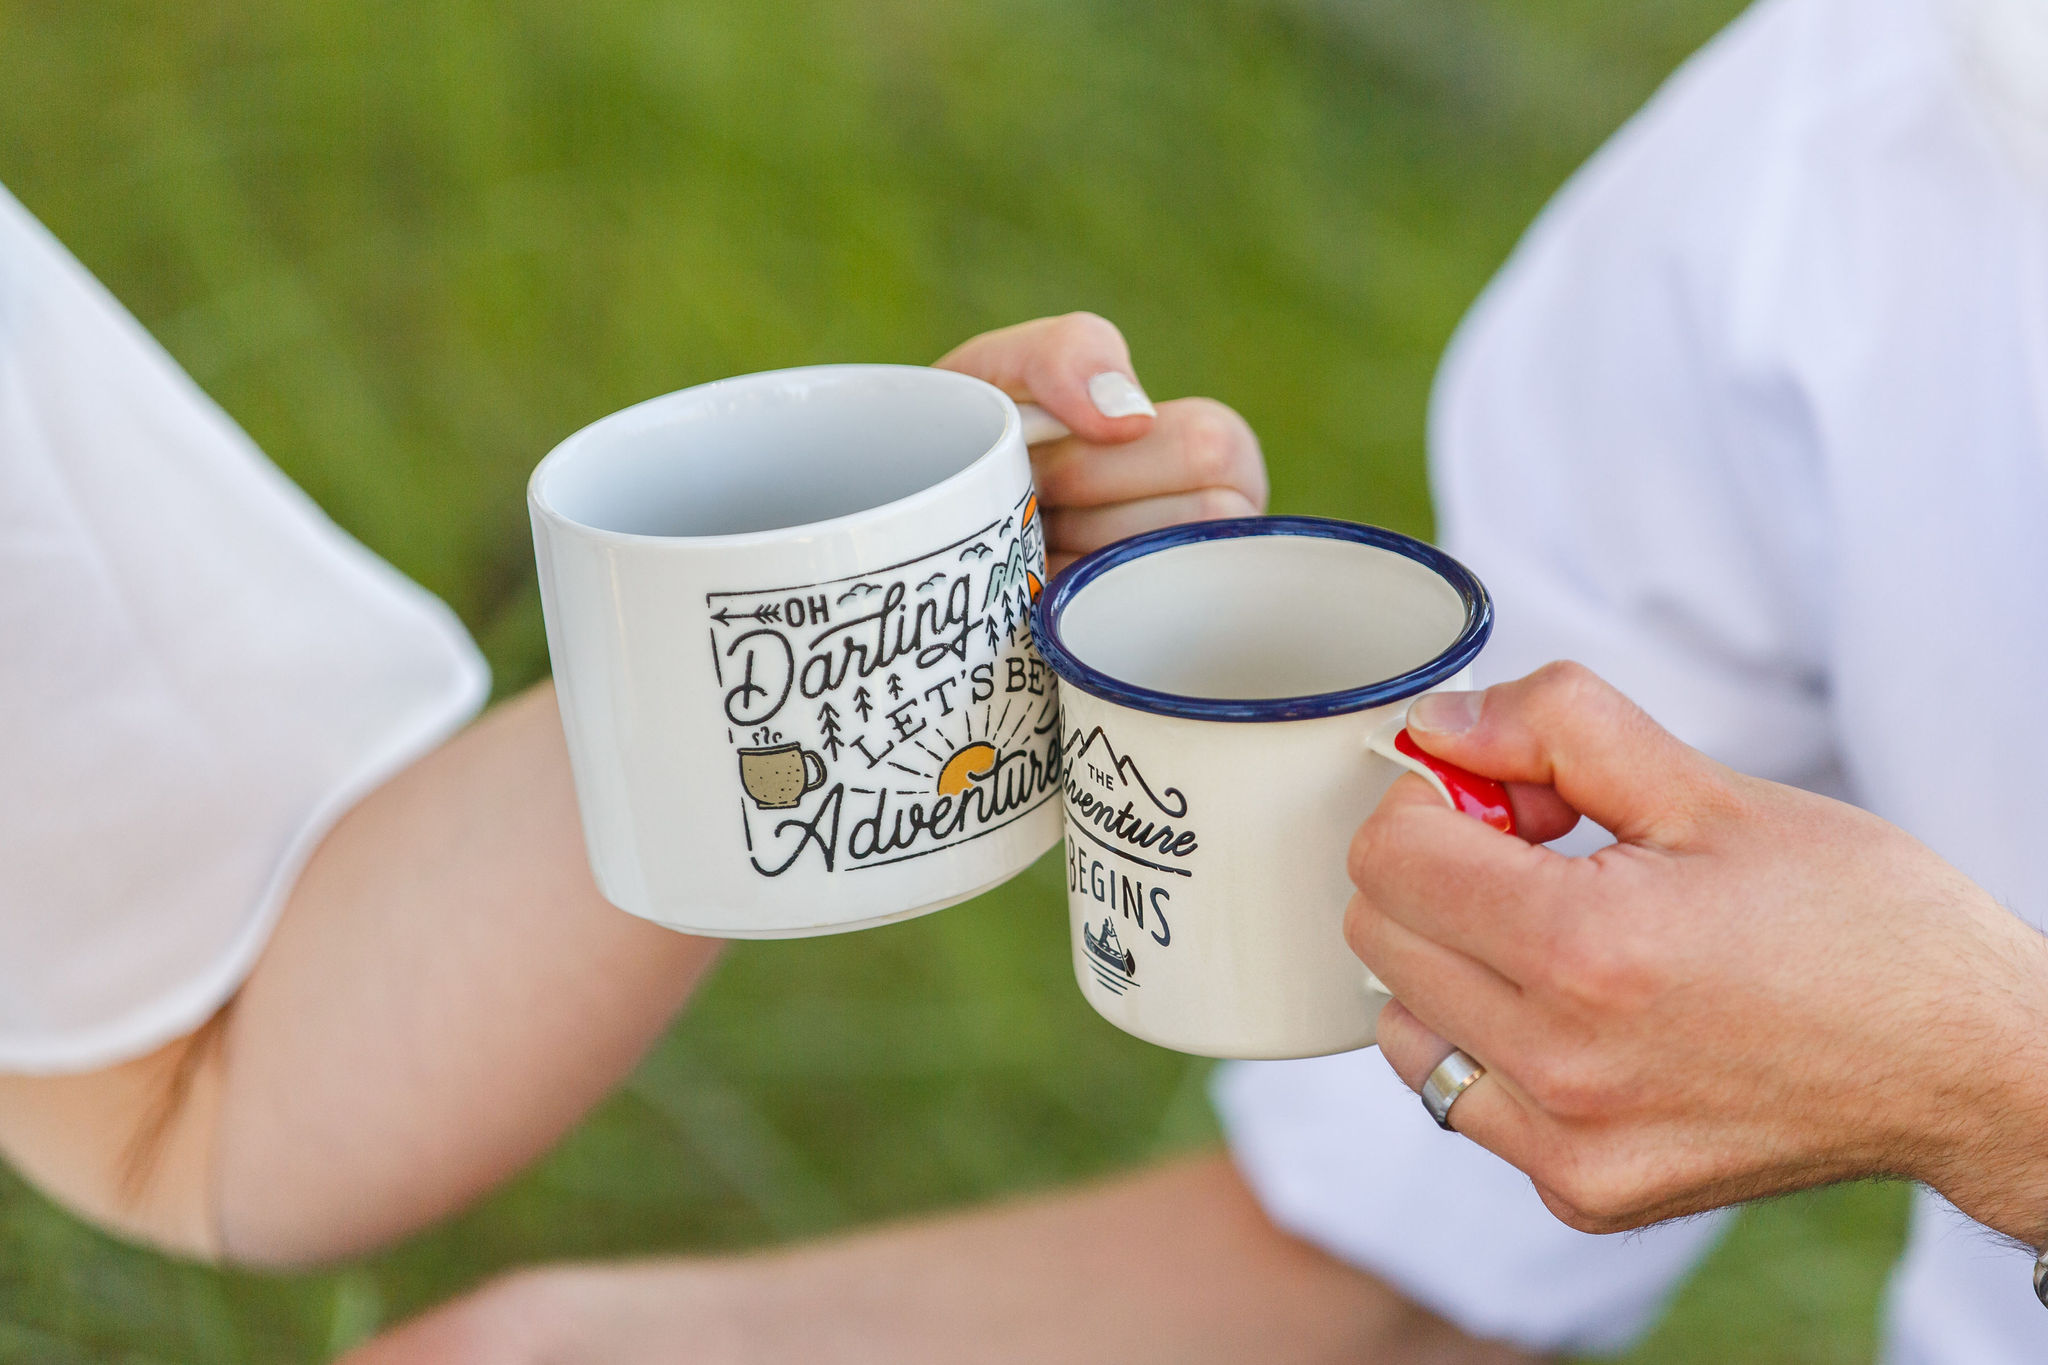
[1420,1049,1486,1131]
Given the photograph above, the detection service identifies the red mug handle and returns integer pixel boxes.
[1368,717,1516,837]
[1360,715,1517,1004]
[1390,730,1516,835]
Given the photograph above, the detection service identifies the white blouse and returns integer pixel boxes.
[0,184,487,1073]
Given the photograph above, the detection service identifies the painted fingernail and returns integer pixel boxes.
[1087,371,1156,419]
[1408,690,1482,736]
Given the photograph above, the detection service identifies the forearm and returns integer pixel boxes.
[696,1156,1397,1364]
[0,683,720,1265]
[209,682,720,1264]
[346,1154,1544,1365]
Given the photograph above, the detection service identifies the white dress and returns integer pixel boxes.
[1216,0,2048,1357]
[0,183,487,1074]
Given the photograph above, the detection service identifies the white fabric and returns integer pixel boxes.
[0,184,488,1073]
[1218,0,2048,1355]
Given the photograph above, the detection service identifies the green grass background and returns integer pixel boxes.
[0,0,1913,1359]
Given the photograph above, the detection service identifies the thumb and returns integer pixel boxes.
[1403,661,1724,849]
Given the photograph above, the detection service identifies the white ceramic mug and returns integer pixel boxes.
[1033,516,1515,1059]
[529,364,1071,937]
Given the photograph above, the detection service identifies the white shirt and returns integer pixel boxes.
[0,184,487,1073]
[1216,0,2048,1358]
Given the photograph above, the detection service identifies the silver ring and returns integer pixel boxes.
[1421,1049,1486,1130]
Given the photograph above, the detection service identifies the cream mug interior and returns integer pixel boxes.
[1051,525,1480,711]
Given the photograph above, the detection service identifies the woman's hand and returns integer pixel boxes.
[1347,662,2048,1245]
[936,314,1267,576]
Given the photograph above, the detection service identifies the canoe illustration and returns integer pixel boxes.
[1084,917,1136,978]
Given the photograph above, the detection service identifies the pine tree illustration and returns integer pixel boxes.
[984,618,1002,650]
[886,672,904,701]
[817,701,845,760]
[852,686,874,723]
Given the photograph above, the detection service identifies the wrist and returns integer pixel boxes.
[1907,907,2048,1245]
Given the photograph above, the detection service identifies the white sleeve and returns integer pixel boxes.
[1431,162,1837,790]
[1220,0,1848,1351]
[0,184,489,1074]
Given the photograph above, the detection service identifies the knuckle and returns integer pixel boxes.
[1545,1194,1623,1236]
[1518,1048,1614,1120]
[1539,1159,1636,1231]
[1053,310,1120,351]
[1547,924,1665,1014]
[1169,398,1255,486]
[1341,892,1376,960]
[1193,485,1253,521]
[1347,814,1399,890]
[1527,659,1601,714]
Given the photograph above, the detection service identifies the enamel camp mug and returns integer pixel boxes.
[1033,517,1516,1059]
[530,365,1071,937]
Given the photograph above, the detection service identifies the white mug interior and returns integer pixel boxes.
[1055,533,1471,699]
[534,366,1014,538]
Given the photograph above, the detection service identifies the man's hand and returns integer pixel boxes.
[1348,662,2048,1244]
[936,314,1267,576]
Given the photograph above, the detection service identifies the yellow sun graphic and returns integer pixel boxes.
[936,742,999,796]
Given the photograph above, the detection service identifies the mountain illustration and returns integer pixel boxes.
[1064,726,1189,818]
[982,536,1032,612]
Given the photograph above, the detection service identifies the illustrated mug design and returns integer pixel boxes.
[530,365,1066,938]
[706,484,1060,876]
[1035,516,1513,1060]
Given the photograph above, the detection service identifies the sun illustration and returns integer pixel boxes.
[1021,493,1038,530]
[882,708,1041,800]
[936,742,999,796]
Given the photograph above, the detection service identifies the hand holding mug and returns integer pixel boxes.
[936,313,1268,574]
[1349,662,2048,1247]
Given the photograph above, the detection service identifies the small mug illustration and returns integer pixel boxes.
[738,742,828,810]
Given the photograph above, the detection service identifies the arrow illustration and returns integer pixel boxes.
[711,604,784,626]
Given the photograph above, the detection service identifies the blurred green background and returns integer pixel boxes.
[0,0,1911,1360]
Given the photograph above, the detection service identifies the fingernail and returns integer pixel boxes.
[1087,371,1156,419]
[1408,690,1482,736]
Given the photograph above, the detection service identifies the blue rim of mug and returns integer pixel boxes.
[1031,516,1493,723]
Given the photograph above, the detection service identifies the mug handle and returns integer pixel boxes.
[802,749,829,795]
[1016,403,1071,447]
[1366,716,1516,836]
[1359,714,1516,1000]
